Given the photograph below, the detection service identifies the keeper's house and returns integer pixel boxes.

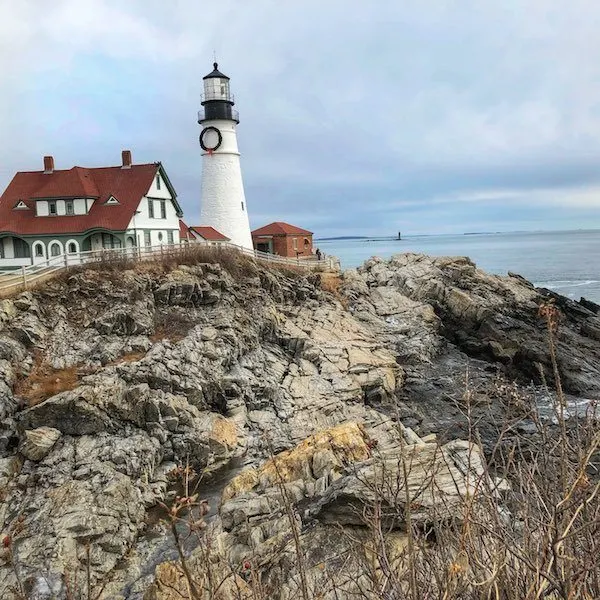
[0,151,183,268]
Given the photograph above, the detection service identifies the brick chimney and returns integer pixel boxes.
[43,156,54,174]
[121,150,132,169]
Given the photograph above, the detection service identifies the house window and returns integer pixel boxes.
[0,241,4,259]
[32,242,43,258]
[50,243,61,257]
[66,200,74,215]
[144,231,151,247]
[160,200,166,219]
[68,242,77,254]
[293,237,298,251]
[167,230,174,245]
[158,232,163,242]
[148,198,154,218]
[156,175,161,190]
[49,201,57,216]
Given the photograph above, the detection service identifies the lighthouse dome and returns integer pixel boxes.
[203,62,230,80]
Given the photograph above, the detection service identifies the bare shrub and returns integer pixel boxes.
[152,309,198,343]
[326,300,600,599]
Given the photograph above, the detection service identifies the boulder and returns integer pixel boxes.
[19,427,61,461]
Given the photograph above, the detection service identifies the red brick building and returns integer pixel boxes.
[251,222,313,258]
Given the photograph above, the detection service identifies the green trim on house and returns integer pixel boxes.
[156,163,184,217]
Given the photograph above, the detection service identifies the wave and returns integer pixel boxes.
[536,280,599,289]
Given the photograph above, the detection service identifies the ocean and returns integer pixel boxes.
[317,229,600,304]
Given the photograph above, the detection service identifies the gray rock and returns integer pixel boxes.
[20,427,61,461]
[0,252,595,598]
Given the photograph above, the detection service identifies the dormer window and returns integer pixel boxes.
[49,201,57,216]
[105,195,120,205]
[66,200,74,215]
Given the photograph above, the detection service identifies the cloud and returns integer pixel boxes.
[1,0,600,235]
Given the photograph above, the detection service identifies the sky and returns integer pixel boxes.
[1,0,600,237]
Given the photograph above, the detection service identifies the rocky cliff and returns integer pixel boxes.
[0,252,598,599]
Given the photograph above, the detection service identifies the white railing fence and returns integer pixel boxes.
[0,241,337,296]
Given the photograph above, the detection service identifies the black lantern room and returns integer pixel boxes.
[198,63,239,124]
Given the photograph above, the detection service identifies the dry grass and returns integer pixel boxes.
[106,350,148,365]
[319,272,349,309]
[53,245,304,282]
[14,359,84,407]
[15,349,149,407]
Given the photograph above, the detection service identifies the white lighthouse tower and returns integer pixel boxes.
[198,63,253,249]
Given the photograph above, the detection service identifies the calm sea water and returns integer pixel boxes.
[317,230,600,304]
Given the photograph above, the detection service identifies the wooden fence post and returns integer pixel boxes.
[21,266,27,290]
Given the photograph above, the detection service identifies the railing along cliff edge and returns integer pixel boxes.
[0,242,338,297]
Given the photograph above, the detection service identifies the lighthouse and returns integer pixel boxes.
[198,63,253,249]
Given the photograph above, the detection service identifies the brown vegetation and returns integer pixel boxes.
[53,245,310,284]
[152,310,198,343]
[106,350,148,365]
[319,272,349,308]
[15,349,149,407]
[14,355,84,407]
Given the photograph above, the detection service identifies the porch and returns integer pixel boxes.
[0,235,31,269]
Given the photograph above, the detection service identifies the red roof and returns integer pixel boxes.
[179,219,192,240]
[189,226,230,241]
[31,167,100,199]
[251,221,313,236]
[0,163,169,236]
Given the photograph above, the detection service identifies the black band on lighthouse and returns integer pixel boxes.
[199,126,223,151]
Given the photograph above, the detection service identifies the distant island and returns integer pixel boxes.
[315,236,369,241]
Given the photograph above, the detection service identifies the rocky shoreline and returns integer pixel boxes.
[0,252,598,599]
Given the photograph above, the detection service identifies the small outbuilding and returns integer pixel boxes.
[251,221,313,258]
[179,221,230,245]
